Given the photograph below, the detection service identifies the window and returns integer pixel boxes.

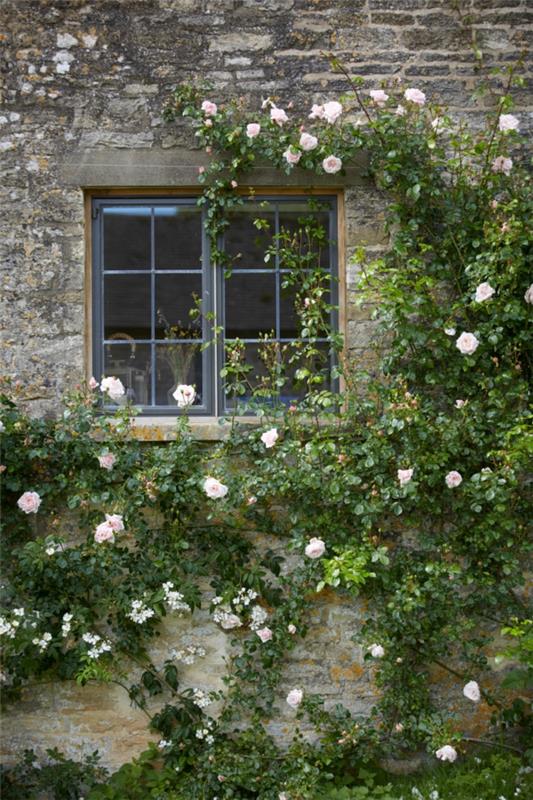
[91,195,339,415]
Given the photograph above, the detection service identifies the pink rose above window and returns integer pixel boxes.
[445,470,462,489]
[17,491,41,514]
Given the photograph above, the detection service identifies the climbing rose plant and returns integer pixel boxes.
[0,62,531,798]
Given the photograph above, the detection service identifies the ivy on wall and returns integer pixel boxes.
[0,61,531,798]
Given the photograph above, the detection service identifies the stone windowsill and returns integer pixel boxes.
[128,416,261,441]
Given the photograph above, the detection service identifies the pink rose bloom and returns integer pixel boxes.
[17,491,41,514]
[491,156,512,176]
[220,613,242,630]
[198,166,205,174]
[105,513,124,532]
[261,428,279,448]
[94,521,115,544]
[201,100,217,117]
[394,722,404,732]
[299,132,318,151]
[88,376,99,390]
[203,476,228,499]
[456,332,479,355]
[246,123,261,138]
[524,284,533,304]
[98,452,116,471]
[283,147,301,165]
[445,470,462,489]
[436,745,457,763]
[100,376,125,402]
[288,624,296,634]
[256,627,273,643]
[286,688,303,708]
[395,104,406,116]
[309,103,325,119]
[404,88,426,106]
[322,155,342,174]
[368,643,385,658]
[463,680,481,702]
[474,282,495,303]
[397,468,413,486]
[455,399,466,409]
[305,537,326,559]
[172,384,196,408]
[498,114,519,132]
[322,100,343,123]
[246,495,258,506]
[270,106,288,126]
[370,89,389,107]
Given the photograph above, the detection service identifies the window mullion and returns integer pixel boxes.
[150,206,156,408]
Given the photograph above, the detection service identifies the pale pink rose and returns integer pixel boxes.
[394,722,404,732]
[231,180,238,188]
[246,495,258,506]
[286,688,303,708]
[435,745,457,763]
[98,452,116,471]
[456,332,479,355]
[404,88,426,106]
[445,470,462,488]
[395,104,406,116]
[172,384,196,408]
[203,476,228,499]
[370,89,389,107]
[261,428,279,448]
[498,114,519,132]
[368,643,385,658]
[217,775,225,782]
[220,613,242,630]
[397,468,413,486]
[309,103,325,119]
[256,627,273,643]
[270,106,288,126]
[455,399,466,409]
[463,680,481,702]
[322,100,343,123]
[246,122,261,138]
[201,100,217,117]
[474,282,495,303]
[304,297,311,308]
[299,132,318,151]
[491,156,512,176]
[283,147,301,165]
[88,376,99,390]
[17,491,41,514]
[100,376,125,402]
[204,118,213,127]
[322,155,342,174]
[198,166,205,175]
[305,537,326,559]
[105,513,124,532]
[524,284,533,304]
[288,624,296,634]
[444,327,456,336]
[94,521,115,544]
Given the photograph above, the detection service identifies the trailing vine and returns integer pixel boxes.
[1,60,531,798]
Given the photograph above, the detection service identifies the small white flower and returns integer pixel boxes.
[463,680,481,702]
[100,376,125,402]
[173,384,196,408]
[444,327,456,336]
[305,537,326,559]
[286,688,303,708]
[524,284,533,304]
[203,477,228,499]
[435,744,457,762]
[498,114,519,132]
[397,468,413,486]
[456,332,479,355]
[261,428,279,448]
[368,643,385,658]
[474,282,495,303]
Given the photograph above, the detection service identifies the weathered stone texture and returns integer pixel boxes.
[0,0,531,768]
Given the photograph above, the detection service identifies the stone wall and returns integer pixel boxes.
[1,0,531,770]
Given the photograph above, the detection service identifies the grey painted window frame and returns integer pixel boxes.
[91,195,338,416]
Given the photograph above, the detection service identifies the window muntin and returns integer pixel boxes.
[92,196,338,415]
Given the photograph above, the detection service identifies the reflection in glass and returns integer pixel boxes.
[103,206,151,270]
[156,344,202,406]
[225,273,276,338]
[155,206,202,269]
[104,275,151,339]
[279,282,300,339]
[224,204,274,268]
[155,274,202,339]
[103,343,151,406]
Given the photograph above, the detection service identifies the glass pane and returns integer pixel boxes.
[155,274,202,340]
[155,344,203,406]
[224,203,275,268]
[225,273,276,338]
[103,206,151,270]
[155,206,202,270]
[103,343,151,406]
[278,207,331,269]
[223,342,270,410]
[104,275,151,339]
[285,341,334,401]
[279,282,300,339]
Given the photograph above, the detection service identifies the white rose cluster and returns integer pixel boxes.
[127,599,156,625]
[82,632,112,660]
[163,581,191,615]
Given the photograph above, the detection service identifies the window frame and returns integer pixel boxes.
[87,189,344,418]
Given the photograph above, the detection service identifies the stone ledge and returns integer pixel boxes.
[128,416,261,441]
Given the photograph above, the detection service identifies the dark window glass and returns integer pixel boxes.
[103,207,151,270]
[155,206,202,269]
